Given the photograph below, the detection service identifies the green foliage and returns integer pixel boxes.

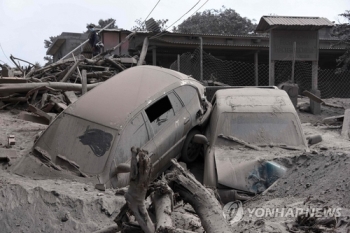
[96,18,118,29]
[174,6,256,35]
[44,35,59,49]
[34,62,41,68]
[43,56,53,65]
[332,10,350,73]
[131,18,169,31]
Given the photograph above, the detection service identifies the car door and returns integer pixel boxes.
[110,111,156,188]
[174,85,202,129]
[144,92,190,177]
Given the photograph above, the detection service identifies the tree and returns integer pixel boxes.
[131,18,169,31]
[174,6,256,35]
[43,36,58,65]
[95,18,118,29]
[332,10,350,73]
[44,35,59,49]
[43,56,53,65]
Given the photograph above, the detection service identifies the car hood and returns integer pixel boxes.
[214,146,287,194]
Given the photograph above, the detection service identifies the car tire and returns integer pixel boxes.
[181,129,202,163]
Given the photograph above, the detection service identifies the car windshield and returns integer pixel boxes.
[216,112,305,148]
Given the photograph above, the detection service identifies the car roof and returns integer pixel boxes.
[65,65,202,129]
[214,88,296,113]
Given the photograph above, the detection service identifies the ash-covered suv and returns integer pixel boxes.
[194,87,308,203]
[33,66,210,188]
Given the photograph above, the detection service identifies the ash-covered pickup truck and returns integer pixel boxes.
[194,87,309,203]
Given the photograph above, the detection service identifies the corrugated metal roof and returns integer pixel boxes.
[152,38,342,50]
[153,38,269,48]
[256,16,333,32]
[137,30,268,38]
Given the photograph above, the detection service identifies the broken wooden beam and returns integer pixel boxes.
[125,148,155,233]
[19,111,50,125]
[303,90,344,109]
[0,77,27,84]
[151,180,174,231]
[86,71,113,78]
[105,58,125,71]
[82,70,87,95]
[28,104,53,123]
[0,82,100,94]
[24,58,75,78]
[167,159,231,233]
[61,59,81,82]
[137,37,149,66]
[322,115,344,125]
[341,109,350,139]
[64,91,78,104]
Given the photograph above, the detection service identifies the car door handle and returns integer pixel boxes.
[184,117,190,125]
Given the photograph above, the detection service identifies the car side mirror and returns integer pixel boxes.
[193,134,209,145]
[115,163,131,174]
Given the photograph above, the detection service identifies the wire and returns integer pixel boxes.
[143,0,161,24]
[189,0,209,18]
[0,43,11,64]
[137,0,161,31]
[149,0,201,39]
[149,0,209,40]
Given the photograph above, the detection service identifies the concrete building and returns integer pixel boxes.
[47,21,346,70]
[46,32,89,62]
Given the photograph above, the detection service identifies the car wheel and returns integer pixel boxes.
[181,129,202,163]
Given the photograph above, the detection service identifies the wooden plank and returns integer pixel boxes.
[28,104,52,122]
[303,90,323,103]
[303,90,344,109]
[55,102,68,111]
[322,115,344,124]
[64,91,78,104]
[0,148,18,161]
[82,70,87,95]
[0,77,27,83]
[341,109,350,139]
[60,60,81,82]
[137,37,149,66]
[19,112,50,125]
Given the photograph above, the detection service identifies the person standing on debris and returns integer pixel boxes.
[87,24,100,57]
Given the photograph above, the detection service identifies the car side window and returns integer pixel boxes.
[114,113,149,164]
[174,86,197,106]
[145,95,175,135]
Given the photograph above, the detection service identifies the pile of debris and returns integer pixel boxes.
[0,55,138,124]
[97,148,232,233]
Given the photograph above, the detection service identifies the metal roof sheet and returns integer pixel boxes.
[256,16,334,32]
[137,30,268,38]
[153,38,269,48]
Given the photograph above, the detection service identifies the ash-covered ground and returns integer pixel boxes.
[0,97,350,232]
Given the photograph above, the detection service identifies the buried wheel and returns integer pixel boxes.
[181,129,203,163]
